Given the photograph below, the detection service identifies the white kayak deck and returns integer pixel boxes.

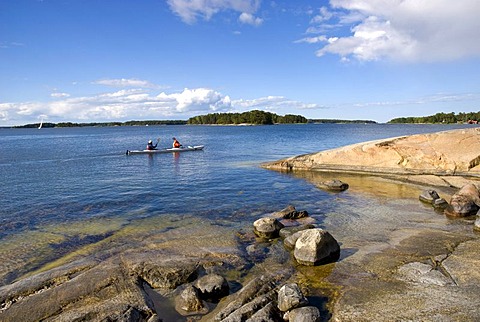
[126,145,204,155]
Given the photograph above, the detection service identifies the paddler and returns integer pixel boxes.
[172,137,182,148]
[146,139,158,150]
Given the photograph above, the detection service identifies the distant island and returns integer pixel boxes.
[388,111,480,124]
[186,110,308,125]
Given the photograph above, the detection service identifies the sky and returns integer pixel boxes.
[1,0,480,126]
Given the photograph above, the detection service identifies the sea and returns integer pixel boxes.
[0,123,474,286]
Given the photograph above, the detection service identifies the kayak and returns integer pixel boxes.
[126,145,204,155]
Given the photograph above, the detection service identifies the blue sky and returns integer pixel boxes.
[1,0,480,126]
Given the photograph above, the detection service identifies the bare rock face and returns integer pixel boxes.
[262,128,480,177]
[253,217,285,239]
[445,183,480,217]
[293,228,340,266]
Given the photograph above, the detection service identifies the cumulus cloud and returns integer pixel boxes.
[0,87,326,125]
[304,0,480,62]
[167,0,261,24]
[238,12,263,26]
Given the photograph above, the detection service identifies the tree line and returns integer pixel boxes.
[388,111,480,124]
[187,110,307,125]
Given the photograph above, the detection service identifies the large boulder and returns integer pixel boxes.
[293,229,340,266]
[444,183,480,217]
[253,217,285,239]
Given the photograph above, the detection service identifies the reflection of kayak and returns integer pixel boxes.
[126,145,204,155]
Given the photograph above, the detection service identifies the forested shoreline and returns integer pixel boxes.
[388,111,480,124]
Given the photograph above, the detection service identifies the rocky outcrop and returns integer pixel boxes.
[262,128,480,178]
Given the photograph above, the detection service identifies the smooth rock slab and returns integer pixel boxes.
[397,262,454,286]
[293,228,340,266]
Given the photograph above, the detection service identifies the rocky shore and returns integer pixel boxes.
[1,128,480,321]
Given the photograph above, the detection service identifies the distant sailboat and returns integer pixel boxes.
[38,118,43,129]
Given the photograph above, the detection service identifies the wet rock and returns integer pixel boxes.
[293,229,340,266]
[277,283,308,312]
[433,198,449,209]
[214,274,284,321]
[474,217,480,232]
[284,231,305,250]
[245,301,280,322]
[253,217,285,239]
[444,183,480,217]
[279,224,315,240]
[284,306,321,322]
[194,274,229,301]
[174,284,208,316]
[316,179,349,192]
[273,205,309,220]
[273,205,297,218]
[419,189,441,203]
[419,190,448,209]
[0,258,156,322]
[126,256,199,289]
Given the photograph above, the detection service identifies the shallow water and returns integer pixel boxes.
[0,123,474,285]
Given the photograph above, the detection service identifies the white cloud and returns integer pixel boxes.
[167,0,261,24]
[93,78,160,88]
[294,35,327,44]
[51,92,70,98]
[305,0,480,62]
[0,87,328,125]
[238,12,263,26]
[232,96,326,110]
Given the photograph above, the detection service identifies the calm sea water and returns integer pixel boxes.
[0,123,473,284]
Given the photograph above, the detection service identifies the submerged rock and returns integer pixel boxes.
[316,179,349,192]
[273,205,310,220]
